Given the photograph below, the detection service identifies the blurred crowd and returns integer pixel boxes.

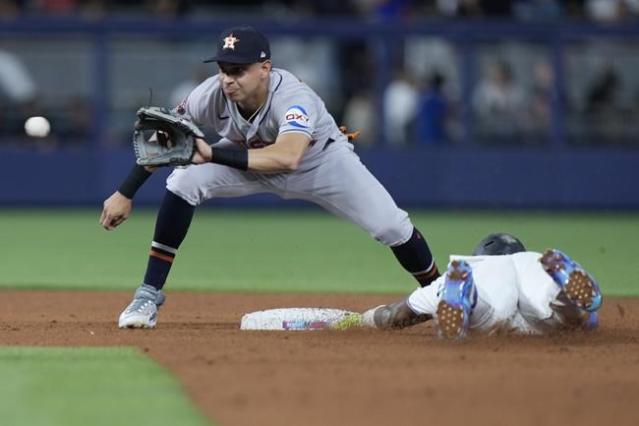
[1,0,639,147]
[0,0,638,22]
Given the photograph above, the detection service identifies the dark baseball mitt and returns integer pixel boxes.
[133,106,205,167]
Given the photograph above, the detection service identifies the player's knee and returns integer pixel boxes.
[166,169,202,206]
[371,215,413,246]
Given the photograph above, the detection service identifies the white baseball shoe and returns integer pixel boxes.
[118,284,166,329]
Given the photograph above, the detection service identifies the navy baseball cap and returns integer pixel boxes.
[203,26,271,64]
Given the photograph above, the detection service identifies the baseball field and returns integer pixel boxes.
[1,209,638,426]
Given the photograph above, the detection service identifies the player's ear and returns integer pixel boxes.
[260,60,272,75]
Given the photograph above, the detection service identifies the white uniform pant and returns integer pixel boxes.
[407,252,578,335]
[166,143,413,247]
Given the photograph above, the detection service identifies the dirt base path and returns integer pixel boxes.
[1,291,638,426]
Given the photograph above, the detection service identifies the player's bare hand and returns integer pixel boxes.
[100,191,132,231]
[191,138,212,164]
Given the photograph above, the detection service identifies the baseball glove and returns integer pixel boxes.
[133,106,205,167]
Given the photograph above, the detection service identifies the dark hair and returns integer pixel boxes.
[472,233,526,256]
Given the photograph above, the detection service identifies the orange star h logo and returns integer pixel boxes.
[223,34,239,50]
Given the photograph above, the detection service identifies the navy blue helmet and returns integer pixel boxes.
[473,233,526,256]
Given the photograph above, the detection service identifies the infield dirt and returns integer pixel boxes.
[1,291,638,426]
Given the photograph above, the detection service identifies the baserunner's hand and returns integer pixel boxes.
[100,191,133,230]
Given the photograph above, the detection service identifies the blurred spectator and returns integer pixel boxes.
[585,65,621,113]
[513,0,563,21]
[528,60,554,132]
[80,0,105,19]
[436,0,460,16]
[579,64,631,143]
[0,49,36,104]
[404,37,459,98]
[342,91,375,145]
[338,41,374,100]
[472,60,527,139]
[54,96,92,142]
[384,71,418,145]
[0,49,38,141]
[414,72,450,145]
[457,0,484,16]
[351,0,412,20]
[31,0,77,14]
[270,38,341,112]
[146,0,190,17]
[374,0,411,20]
[441,0,514,17]
[258,0,357,19]
[585,0,639,22]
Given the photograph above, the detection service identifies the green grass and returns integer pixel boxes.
[0,347,210,426]
[0,209,637,295]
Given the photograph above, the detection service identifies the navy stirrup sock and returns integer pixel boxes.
[391,227,440,287]
[143,191,195,290]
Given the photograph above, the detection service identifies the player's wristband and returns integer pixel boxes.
[210,147,248,171]
[117,164,152,199]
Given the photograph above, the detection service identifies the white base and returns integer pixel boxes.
[240,308,355,331]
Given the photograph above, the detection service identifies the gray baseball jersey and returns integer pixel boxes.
[167,67,414,247]
[177,68,347,167]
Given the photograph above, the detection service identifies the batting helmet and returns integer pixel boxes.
[472,233,526,256]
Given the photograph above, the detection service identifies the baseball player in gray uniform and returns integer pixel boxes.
[100,26,441,328]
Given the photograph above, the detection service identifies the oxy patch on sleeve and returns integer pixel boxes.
[284,105,311,129]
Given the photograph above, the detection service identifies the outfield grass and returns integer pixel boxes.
[0,209,637,295]
[0,347,210,426]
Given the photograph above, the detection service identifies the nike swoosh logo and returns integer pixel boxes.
[217,114,229,120]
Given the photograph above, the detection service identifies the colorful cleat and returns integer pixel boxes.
[118,284,166,329]
[435,260,477,340]
[584,311,599,330]
[540,249,602,312]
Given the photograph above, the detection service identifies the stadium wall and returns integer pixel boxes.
[1,147,636,209]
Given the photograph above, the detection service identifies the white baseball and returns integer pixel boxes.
[24,116,51,138]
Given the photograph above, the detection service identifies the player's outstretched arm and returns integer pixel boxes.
[100,164,155,231]
[331,299,432,330]
[364,299,432,329]
[192,133,311,173]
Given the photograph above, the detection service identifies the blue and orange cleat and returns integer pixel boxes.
[540,249,602,313]
[435,260,477,340]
